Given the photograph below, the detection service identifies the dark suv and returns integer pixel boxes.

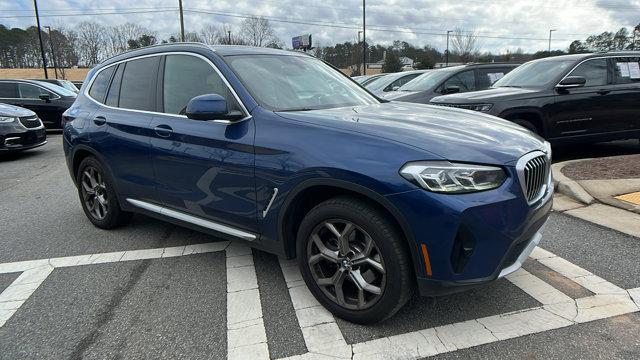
[430,52,640,144]
[64,44,551,323]
[382,63,520,103]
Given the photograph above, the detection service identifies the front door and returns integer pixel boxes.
[14,82,61,127]
[149,53,257,233]
[547,58,616,137]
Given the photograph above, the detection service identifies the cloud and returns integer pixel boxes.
[1,0,638,53]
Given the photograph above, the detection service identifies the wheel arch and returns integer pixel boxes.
[499,108,548,137]
[277,178,421,276]
[70,145,121,196]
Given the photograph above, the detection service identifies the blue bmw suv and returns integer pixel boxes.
[63,44,552,323]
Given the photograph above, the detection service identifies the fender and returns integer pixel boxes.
[498,107,549,135]
[69,144,123,198]
[277,177,421,275]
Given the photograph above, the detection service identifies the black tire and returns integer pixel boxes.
[76,156,132,229]
[512,119,538,134]
[296,196,414,324]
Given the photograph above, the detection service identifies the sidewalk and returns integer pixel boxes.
[553,154,640,238]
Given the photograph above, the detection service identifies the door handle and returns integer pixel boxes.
[154,124,173,137]
[93,116,107,126]
[597,89,611,95]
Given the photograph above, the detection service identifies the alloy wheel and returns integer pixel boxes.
[306,219,386,310]
[81,166,109,220]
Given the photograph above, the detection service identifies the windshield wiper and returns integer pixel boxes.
[278,107,317,112]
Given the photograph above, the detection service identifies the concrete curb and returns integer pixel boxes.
[552,159,595,205]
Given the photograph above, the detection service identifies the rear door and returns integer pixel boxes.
[149,53,257,233]
[609,56,640,131]
[547,58,616,137]
[87,56,159,201]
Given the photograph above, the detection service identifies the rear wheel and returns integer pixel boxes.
[297,196,413,324]
[76,157,132,229]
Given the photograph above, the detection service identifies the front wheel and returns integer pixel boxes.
[296,197,414,324]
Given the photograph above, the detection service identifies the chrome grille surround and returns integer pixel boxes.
[18,115,43,129]
[516,150,552,205]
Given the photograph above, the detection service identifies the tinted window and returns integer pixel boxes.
[18,83,54,99]
[163,54,229,115]
[493,59,575,88]
[613,57,640,85]
[477,68,508,89]
[385,73,421,91]
[442,70,476,93]
[106,64,124,107]
[568,58,608,87]
[119,57,159,111]
[0,82,18,98]
[89,66,115,103]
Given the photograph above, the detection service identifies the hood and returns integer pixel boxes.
[0,103,35,117]
[430,87,540,104]
[276,102,546,165]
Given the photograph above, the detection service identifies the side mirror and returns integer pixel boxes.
[443,86,460,94]
[185,94,244,122]
[556,76,586,89]
[39,94,51,102]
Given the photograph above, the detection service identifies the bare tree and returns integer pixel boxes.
[76,21,106,66]
[200,25,220,45]
[451,28,479,63]
[106,23,155,57]
[239,17,280,47]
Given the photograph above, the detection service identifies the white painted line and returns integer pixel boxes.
[506,268,574,305]
[477,308,573,340]
[435,319,498,351]
[0,265,53,327]
[226,244,269,360]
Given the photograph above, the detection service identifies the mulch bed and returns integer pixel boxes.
[561,154,640,180]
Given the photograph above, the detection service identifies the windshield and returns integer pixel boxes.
[397,69,456,91]
[226,55,379,111]
[492,59,576,88]
[38,81,77,97]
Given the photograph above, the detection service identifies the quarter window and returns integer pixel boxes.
[567,58,608,87]
[18,83,54,99]
[442,70,476,93]
[0,82,18,98]
[119,56,159,111]
[613,57,640,85]
[89,66,115,103]
[162,54,232,115]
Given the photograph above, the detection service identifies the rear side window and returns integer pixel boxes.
[162,54,232,115]
[613,57,640,85]
[105,64,124,107]
[0,82,18,98]
[89,66,115,103]
[568,58,608,87]
[18,83,54,99]
[119,57,159,111]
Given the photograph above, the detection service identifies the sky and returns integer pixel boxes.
[1,0,639,54]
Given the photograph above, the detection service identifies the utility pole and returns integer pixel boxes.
[445,30,452,67]
[228,30,231,44]
[44,26,59,79]
[33,0,48,79]
[178,0,185,42]
[357,31,363,74]
[548,29,556,52]
[362,0,366,75]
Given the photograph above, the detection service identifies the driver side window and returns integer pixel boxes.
[441,70,476,93]
[163,54,238,115]
[18,83,54,99]
[567,58,608,87]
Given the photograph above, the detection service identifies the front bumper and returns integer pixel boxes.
[0,126,47,152]
[385,164,553,297]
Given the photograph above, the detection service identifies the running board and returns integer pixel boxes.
[126,198,257,241]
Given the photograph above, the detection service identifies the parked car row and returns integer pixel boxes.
[363,52,640,145]
[0,79,77,130]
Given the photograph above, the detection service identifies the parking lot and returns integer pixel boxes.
[1,135,640,359]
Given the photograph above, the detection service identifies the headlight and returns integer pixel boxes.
[468,104,492,112]
[400,161,507,193]
[0,116,16,123]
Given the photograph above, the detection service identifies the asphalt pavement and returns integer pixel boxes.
[0,135,638,359]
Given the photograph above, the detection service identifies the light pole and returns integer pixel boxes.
[44,26,59,79]
[358,31,363,74]
[228,30,231,44]
[362,0,366,75]
[178,0,185,42]
[33,0,48,79]
[548,29,556,52]
[445,30,452,67]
